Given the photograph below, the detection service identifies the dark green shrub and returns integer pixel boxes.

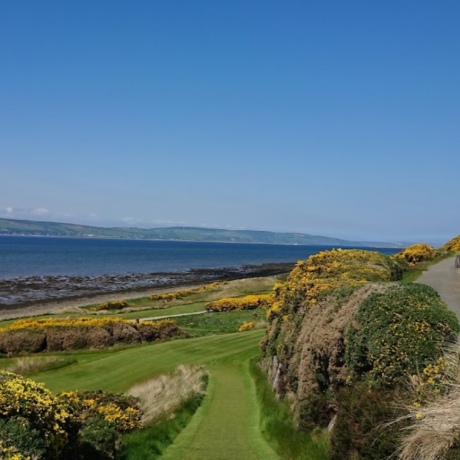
[0,418,48,459]
[329,383,409,460]
[79,417,118,460]
[346,283,459,385]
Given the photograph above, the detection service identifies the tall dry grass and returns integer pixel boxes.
[7,355,76,374]
[127,364,207,424]
[397,338,460,460]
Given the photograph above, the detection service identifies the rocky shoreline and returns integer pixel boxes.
[0,262,294,319]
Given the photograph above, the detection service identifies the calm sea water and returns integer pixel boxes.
[0,236,399,279]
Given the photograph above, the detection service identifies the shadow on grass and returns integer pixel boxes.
[117,394,205,460]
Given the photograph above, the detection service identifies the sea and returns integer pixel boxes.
[0,236,400,280]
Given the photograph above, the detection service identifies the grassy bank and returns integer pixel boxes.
[249,358,329,460]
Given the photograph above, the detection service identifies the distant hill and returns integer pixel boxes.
[0,218,404,248]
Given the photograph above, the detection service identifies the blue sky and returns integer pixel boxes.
[1,1,459,244]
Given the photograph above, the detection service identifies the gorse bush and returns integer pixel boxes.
[0,371,142,460]
[397,339,460,460]
[266,248,403,321]
[259,247,460,459]
[238,321,256,332]
[205,294,273,312]
[0,371,78,459]
[91,300,132,312]
[346,283,459,386]
[329,383,409,460]
[393,243,437,266]
[440,234,460,252]
[60,390,142,459]
[0,318,182,354]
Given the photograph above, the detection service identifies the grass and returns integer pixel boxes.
[173,309,267,336]
[26,330,266,392]
[249,358,329,460]
[5,355,77,375]
[119,365,208,459]
[23,329,279,460]
[1,273,323,459]
[160,356,278,460]
[119,301,208,320]
[396,338,460,460]
[128,364,207,424]
[0,275,280,328]
[118,393,206,460]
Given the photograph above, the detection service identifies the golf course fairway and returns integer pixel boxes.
[28,329,278,458]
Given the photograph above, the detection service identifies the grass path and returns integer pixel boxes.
[161,358,278,460]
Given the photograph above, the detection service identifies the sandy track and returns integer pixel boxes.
[417,254,460,319]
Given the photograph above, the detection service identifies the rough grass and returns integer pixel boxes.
[6,355,77,375]
[249,357,329,460]
[128,364,207,424]
[118,393,206,460]
[173,309,267,336]
[397,339,460,460]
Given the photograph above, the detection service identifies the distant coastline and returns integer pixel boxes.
[0,217,405,248]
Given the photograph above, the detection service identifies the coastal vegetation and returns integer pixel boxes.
[1,238,460,459]
[393,242,437,266]
[204,294,273,312]
[0,318,182,354]
[440,234,460,252]
[260,243,460,459]
[0,370,142,459]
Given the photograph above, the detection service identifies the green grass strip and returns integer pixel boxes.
[118,394,205,460]
[160,357,278,459]
[249,358,329,460]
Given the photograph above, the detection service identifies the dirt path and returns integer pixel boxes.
[417,254,460,319]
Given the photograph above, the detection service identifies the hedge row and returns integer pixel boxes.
[0,318,182,354]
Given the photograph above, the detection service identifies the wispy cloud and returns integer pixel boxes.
[1,207,50,220]
[31,207,50,216]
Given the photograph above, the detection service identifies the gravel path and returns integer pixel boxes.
[417,254,460,319]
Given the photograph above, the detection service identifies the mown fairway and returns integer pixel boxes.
[32,329,265,392]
